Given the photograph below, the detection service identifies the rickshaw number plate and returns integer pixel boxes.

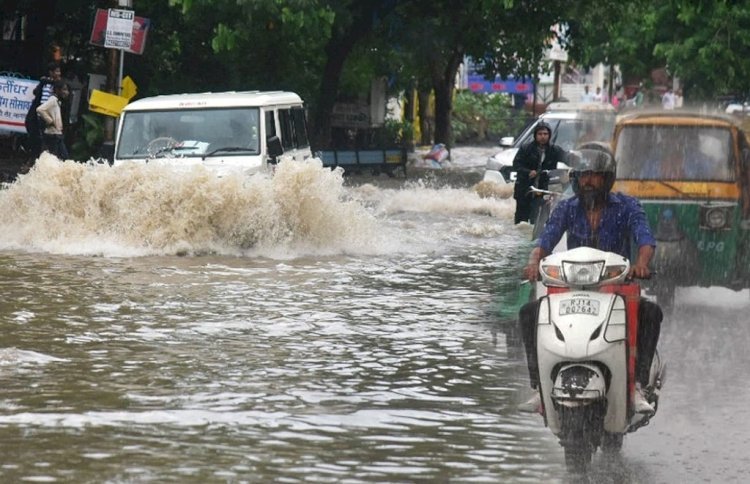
[559,298,600,316]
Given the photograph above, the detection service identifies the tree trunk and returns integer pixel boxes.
[417,88,433,145]
[309,1,399,149]
[311,44,349,149]
[430,49,464,148]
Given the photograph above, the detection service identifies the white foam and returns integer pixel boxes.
[0,156,389,258]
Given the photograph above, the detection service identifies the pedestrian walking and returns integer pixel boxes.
[24,62,62,162]
[36,80,70,160]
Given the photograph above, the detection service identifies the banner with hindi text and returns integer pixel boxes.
[0,76,37,133]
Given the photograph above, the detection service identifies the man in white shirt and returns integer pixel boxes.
[593,86,603,102]
[662,88,675,110]
[581,85,594,102]
[36,80,70,159]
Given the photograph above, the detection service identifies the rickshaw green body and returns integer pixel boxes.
[613,112,750,292]
[639,202,746,287]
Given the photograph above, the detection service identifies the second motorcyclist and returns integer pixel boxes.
[517,142,663,414]
[512,121,567,224]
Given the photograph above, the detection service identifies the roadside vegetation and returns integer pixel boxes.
[13,0,750,158]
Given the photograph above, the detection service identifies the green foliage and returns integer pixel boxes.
[653,0,750,98]
[70,113,105,160]
[372,119,414,147]
[40,0,750,151]
[564,0,750,100]
[451,91,524,144]
[563,0,657,79]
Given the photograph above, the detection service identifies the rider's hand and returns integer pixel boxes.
[524,247,544,282]
[628,263,651,279]
[529,170,538,178]
[524,261,540,281]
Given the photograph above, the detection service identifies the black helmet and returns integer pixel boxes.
[566,142,617,204]
[533,121,552,136]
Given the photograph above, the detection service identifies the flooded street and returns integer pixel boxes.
[0,148,748,483]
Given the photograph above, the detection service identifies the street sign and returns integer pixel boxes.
[104,9,134,49]
[90,8,150,55]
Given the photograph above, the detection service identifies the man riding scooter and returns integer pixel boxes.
[517,142,663,415]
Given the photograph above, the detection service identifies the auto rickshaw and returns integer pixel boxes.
[612,111,750,306]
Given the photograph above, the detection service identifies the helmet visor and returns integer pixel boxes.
[567,148,615,174]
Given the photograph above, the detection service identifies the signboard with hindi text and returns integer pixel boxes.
[0,76,36,133]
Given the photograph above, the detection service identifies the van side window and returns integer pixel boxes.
[279,109,294,150]
[265,111,277,139]
[291,107,309,148]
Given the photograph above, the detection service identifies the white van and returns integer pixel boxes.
[483,102,616,184]
[113,91,312,176]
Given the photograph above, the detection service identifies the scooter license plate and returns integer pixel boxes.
[559,298,600,316]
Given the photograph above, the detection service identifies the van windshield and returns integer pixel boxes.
[615,125,734,182]
[117,107,261,159]
[515,114,615,151]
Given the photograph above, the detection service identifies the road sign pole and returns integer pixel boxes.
[118,49,124,95]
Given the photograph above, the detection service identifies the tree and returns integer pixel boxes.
[653,1,750,99]
[395,0,566,146]
[562,0,660,94]
[563,0,750,101]
[170,0,405,148]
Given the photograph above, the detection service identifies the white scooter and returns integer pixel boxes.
[533,246,665,473]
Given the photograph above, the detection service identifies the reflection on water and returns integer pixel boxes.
[0,246,563,482]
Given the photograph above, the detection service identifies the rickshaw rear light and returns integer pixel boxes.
[701,206,731,230]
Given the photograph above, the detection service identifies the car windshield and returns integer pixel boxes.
[117,107,260,159]
[515,114,615,151]
[615,125,735,182]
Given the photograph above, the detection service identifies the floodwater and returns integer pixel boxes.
[0,149,748,483]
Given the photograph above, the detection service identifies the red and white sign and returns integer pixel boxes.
[104,9,134,49]
[90,8,150,55]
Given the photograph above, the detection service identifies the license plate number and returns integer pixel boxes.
[559,298,600,316]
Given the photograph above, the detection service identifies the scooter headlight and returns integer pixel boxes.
[562,261,604,285]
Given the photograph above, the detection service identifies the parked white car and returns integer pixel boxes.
[484,102,616,184]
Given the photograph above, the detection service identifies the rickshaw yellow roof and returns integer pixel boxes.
[616,110,741,128]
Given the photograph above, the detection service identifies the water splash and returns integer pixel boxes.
[0,347,68,365]
[351,179,515,219]
[0,154,384,258]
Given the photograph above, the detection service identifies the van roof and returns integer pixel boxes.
[546,102,616,113]
[122,91,305,112]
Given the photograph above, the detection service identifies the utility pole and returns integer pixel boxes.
[553,60,561,101]
[103,0,133,142]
